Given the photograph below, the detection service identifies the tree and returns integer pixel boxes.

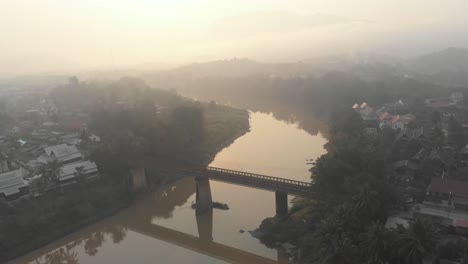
[38,160,63,189]
[350,184,381,224]
[431,111,442,126]
[74,166,87,184]
[447,116,464,144]
[393,218,437,264]
[171,106,204,146]
[311,216,359,264]
[359,222,395,264]
[430,126,445,147]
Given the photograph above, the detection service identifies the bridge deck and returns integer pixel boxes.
[197,167,318,198]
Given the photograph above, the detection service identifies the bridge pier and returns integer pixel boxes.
[275,191,288,218]
[130,166,147,192]
[195,177,213,214]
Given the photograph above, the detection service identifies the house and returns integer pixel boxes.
[57,160,99,182]
[450,92,464,104]
[412,147,431,163]
[0,155,12,173]
[426,177,468,210]
[44,144,83,164]
[379,112,394,129]
[0,168,30,201]
[385,215,410,229]
[396,127,427,142]
[392,160,418,184]
[460,144,468,166]
[363,127,378,136]
[391,115,405,130]
[381,99,410,115]
[353,102,380,129]
[353,102,375,118]
[88,134,101,142]
[61,133,81,145]
[427,148,457,171]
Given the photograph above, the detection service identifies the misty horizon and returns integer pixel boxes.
[2,1,468,77]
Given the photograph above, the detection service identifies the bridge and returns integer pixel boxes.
[130,162,321,217]
[191,166,320,216]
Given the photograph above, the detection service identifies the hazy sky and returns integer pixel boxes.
[1,0,468,76]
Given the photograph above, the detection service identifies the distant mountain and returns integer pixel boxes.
[409,47,468,74]
[406,47,468,86]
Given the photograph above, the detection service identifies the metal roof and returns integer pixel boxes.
[45,144,83,162]
[0,169,28,196]
[58,160,98,181]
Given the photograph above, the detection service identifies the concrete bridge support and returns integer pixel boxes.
[131,166,147,192]
[275,191,288,218]
[195,177,213,214]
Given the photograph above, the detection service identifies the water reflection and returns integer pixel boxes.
[179,90,329,138]
[27,226,128,264]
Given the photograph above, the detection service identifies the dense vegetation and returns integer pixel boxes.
[257,110,468,264]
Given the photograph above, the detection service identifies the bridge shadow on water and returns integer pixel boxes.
[124,176,290,264]
[17,176,289,264]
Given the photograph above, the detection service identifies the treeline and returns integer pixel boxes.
[52,77,249,163]
[258,110,468,263]
[165,72,457,120]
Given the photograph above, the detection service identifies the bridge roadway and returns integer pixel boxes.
[126,157,321,199]
[190,166,319,199]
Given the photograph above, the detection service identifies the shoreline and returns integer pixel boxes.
[4,201,130,263]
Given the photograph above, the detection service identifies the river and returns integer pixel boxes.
[10,111,327,264]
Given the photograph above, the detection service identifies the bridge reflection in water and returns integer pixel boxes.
[125,176,290,264]
[14,176,289,264]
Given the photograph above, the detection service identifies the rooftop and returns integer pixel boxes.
[0,169,28,196]
[58,160,98,182]
[44,144,83,162]
[428,178,468,197]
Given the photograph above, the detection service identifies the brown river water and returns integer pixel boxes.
[10,111,327,264]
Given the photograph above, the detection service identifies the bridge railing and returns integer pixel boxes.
[205,166,312,188]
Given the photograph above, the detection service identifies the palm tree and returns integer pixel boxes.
[37,160,63,191]
[359,222,395,264]
[74,166,87,184]
[393,218,437,264]
[350,184,381,225]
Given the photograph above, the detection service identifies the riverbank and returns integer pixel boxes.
[0,183,132,263]
[199,104,250,165]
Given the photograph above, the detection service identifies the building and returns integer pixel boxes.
[0,168,30,201]
[390,114,416,131]
[380,99,410,115]
[353,102,380,129]
[426,177,468,210]
[391,115,404,130]
[88,134,101,142]
[379,111,393,129]
[460,144,468,166]
[44,144,83,164]
[57,160,99,183]
[392,160,419,184]
[396,127,427,143]
[450,92,464,104]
